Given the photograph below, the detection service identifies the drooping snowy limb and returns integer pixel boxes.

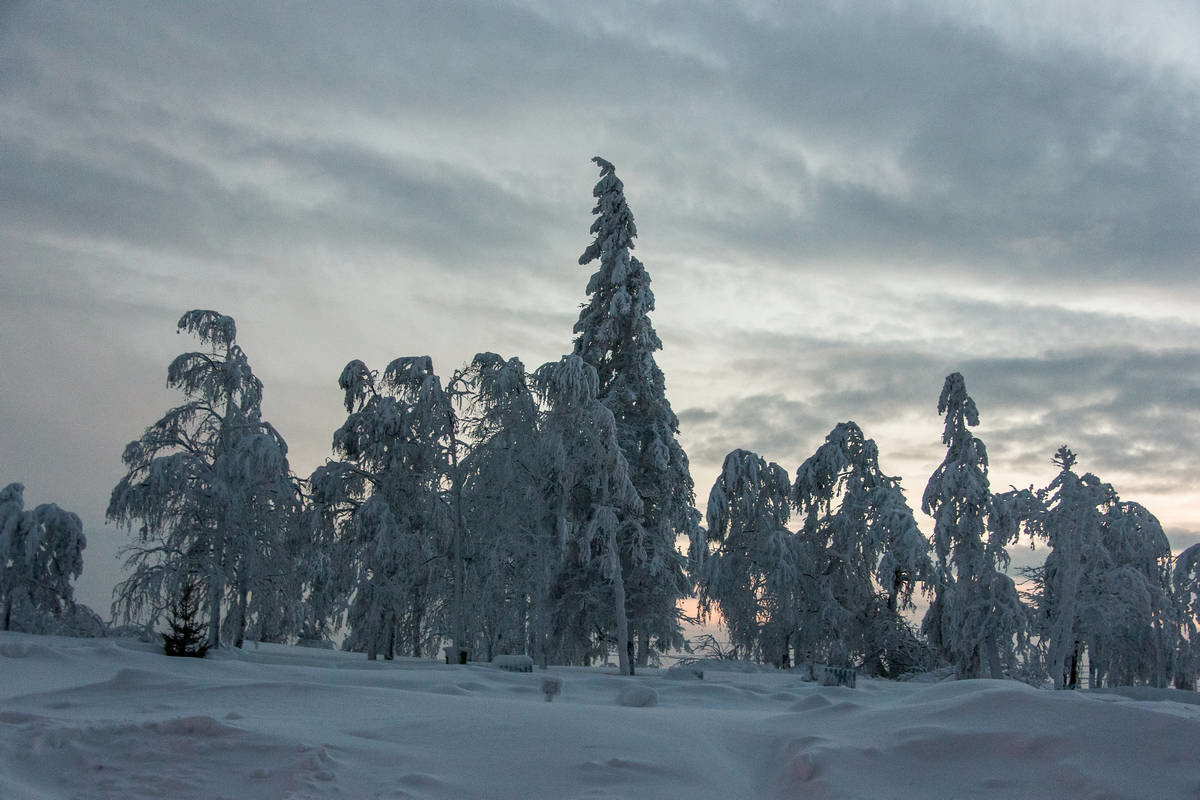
[792,422,933,675]
[978,488,1042,678]
[534,354,642,675]
[108,311,300,649]
[572,157,697,666]
[694,449,797,665]
[0,483,87,633]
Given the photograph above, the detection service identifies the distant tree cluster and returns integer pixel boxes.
[0,482,98,635]
[693,373,1197,689]
[100,158,1198,687]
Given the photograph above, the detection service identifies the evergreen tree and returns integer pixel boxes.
[109,311,298,650]
[162,577,210,658]
[693,449,796,665]
[1031,446,1115,688]
[0,483,87,633]
[571,156,696,665]
[792,422,932,675]
[922,373,997,678]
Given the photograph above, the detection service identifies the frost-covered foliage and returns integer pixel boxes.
[308,356,456,660]
[921,373,1023,679]
[1027,448,1175,688]
[108,311,300,649]
[534,354,641,675]
[693,449,796,665]
[0,483,87,633]
[572,157,696,665]
[792,422,933,675]
[453,353,546,662]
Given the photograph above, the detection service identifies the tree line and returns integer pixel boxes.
[6,157,1198,688]
[696,374,1200,690]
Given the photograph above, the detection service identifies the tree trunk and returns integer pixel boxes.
[367,609,379,661]
[982,633,1003,679]
[233,585,248,649]
[207,573,223,651]
[609,528,631,676]
[446,420,468,654]
[636,630,650,667]
[1049,536,1082,689]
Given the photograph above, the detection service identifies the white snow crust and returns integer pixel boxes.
[2,631,1198,799]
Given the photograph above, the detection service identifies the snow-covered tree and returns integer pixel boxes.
[0,483,87,633]
[109,311,299,649]
[453,353,546,661]
[1173,543,1200,689]
[534,354,641,675]
[1027,453,1175,689]
[571,156,696,665]
[921,373,1001,678]
[1090,500,1174,687]
[693,449,796,665]
[308,356,455,660]
[1029,447,1116,688]
[792,422,933,675]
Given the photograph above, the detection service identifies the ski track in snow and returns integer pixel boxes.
[2,632,1199,799]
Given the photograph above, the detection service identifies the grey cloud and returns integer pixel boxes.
[612,4,1200,283]
[677,407,720,426]
[672,297,1200,512]
[1168,529,1200,553]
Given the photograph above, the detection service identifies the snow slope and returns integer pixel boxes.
[2,632,1198,799]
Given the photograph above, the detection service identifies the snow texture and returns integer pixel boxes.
[492,654,534,672]
[3,631,1198,800]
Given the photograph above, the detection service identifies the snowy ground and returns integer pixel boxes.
[2,632,1199,800]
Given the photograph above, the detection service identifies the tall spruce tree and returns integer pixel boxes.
[571,156,696,665]
[922,373,996,678]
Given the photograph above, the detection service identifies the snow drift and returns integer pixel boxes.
[2,631,1197,799]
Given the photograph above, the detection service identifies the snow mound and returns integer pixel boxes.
[615,685,658,707]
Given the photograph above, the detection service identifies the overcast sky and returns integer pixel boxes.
[2,1,1198,616]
